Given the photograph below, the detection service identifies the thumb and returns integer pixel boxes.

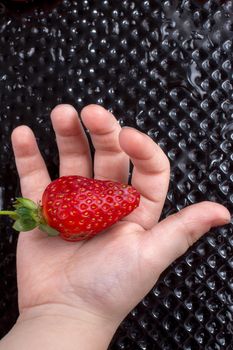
[142,201,231,274]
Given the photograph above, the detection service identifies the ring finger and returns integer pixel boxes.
[51,104,92,178]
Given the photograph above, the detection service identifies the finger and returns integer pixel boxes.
[11,126,50,202]
[51,104,92,177]
[81,104,129,183]
[119,127,170,228]
[142,202,231,274]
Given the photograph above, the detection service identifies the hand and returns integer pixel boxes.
[10,104,230,347]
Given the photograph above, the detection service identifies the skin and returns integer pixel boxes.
[0,104,231,350]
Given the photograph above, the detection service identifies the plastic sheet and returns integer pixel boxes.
[0,0,232,348]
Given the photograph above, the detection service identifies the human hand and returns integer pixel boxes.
[8,104,230,349]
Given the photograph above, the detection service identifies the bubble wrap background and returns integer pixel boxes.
[0,0,233,349]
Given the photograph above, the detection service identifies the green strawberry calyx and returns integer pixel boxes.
[0,198,59,237]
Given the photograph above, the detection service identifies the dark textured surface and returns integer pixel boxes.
[0,0,233,348]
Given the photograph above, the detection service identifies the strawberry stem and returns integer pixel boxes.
[0,197,60,236]
[0,210,18,218]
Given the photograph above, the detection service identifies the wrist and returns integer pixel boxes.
[1,303,119,350]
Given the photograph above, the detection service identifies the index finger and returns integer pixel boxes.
[119,127,170,229]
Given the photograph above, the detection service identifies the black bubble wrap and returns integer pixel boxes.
[0,0,233,349]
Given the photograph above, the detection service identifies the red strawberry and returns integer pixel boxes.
[0,176,140,242]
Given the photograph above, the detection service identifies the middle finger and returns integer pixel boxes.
[81,104,129,183]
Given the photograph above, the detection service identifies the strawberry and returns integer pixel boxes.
[0,176,140,241]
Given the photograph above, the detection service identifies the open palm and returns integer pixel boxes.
[12,104,230,326]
